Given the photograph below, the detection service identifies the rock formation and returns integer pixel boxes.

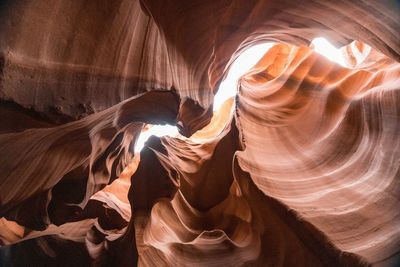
[0,0,399,266]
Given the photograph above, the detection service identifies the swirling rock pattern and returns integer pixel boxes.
[236,43,400,266]
[0,0,399,266]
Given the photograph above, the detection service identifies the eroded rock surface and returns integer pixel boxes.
[0,0,399,266]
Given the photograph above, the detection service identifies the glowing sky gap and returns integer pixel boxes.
[213,43,275,111]
[311,37,347,67]
[134,125,179,153]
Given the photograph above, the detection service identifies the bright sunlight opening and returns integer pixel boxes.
[213,43,275,111]
[134,124,179,153]
[311,37,347,67]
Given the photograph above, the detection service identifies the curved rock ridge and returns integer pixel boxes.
[0,90,180,230]
[236,43,400,266]
[129,120,367,266]
[0,0,399,266]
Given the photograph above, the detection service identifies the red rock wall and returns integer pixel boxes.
[0,0,399,266]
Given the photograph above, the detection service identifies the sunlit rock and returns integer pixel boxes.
[0,0,399,266]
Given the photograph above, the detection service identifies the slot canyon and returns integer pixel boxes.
[0,0,399,266]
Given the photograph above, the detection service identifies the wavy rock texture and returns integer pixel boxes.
[236,44,400,266]
[0,0,399,266]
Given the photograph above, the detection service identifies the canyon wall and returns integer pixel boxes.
[0,0,399,266]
